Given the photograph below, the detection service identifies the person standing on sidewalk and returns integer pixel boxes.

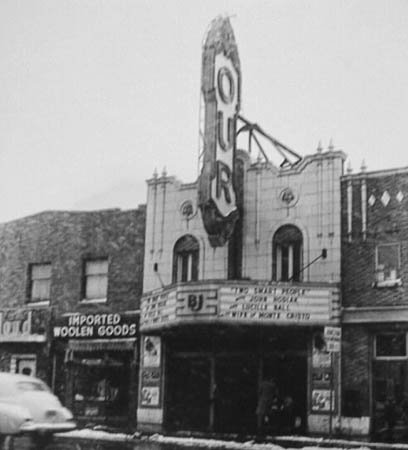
[256,377,279,439]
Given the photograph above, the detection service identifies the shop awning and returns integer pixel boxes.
[68,338,137,352]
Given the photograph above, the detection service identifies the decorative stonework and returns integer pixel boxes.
[279,187,298,207]
[180,200,197,220]
[396,191,404,203]
[381,191,390,207]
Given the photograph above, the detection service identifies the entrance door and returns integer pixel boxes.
[214,356,258,434]
[373,360,408,438]
[166,356,211,431]
[263,353,308,432]
[372,332,408,439]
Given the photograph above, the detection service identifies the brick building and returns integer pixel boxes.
[0,207,145,429]
[341,166,408,439]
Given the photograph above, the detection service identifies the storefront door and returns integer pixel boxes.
[372,332,408,440]
[373,360,408,438]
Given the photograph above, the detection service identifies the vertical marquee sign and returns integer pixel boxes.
[198,17,241,247]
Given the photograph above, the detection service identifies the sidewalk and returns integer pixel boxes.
[54,428,408,450]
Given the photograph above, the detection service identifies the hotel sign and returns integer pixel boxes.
[141,283,339,330]
[198,17,240,247]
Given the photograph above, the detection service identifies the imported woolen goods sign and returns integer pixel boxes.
[53,313,138,339]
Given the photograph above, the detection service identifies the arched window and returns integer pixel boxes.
[172,235,199,283]
[272,225,303,282]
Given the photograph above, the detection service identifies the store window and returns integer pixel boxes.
[375,333,406,358]
[375,244,401,287]
[172,235,199,283]
[373,332,408,435]
[73,352,130,419]
[272,225,303,282]
[83,259,108,301]
[28,263,51,303]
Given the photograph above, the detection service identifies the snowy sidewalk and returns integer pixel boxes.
[55,428,408,450]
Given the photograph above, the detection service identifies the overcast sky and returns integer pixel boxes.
[1,0,407,223]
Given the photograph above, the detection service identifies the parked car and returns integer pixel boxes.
[0,372,76,437]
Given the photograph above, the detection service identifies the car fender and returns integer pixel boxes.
[0,402,33,435]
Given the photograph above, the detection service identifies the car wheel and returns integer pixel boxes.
[0,435,13,450]
[32,433,53,450]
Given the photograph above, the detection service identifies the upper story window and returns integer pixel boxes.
[272,225,303,282]
[172,235,199,283]
[83,259,108,302]
[29,263,51,303]
[375,243,401,287]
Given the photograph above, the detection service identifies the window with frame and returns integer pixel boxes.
[172,235,199,283]
[375,333,407,358]
[29,263,51,303]
[375,243,401,286]
[272,225,303,282]
[84,259,108,301]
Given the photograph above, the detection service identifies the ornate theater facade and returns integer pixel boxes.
[137,17,345,435]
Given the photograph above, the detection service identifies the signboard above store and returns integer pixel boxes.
[141,282,340,330]
[53,312,138,340]
[0,309,48,342]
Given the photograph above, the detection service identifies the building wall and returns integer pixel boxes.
[244,153,344,283]
[341,167,408,437]
[143,176,229,292]
[342,325,370,416]
[0,207,145,425]
[342,169,408,308]
[143,150,345,293]
[0,208,146,314]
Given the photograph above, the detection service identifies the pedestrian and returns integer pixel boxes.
[280,395,296,433]
[384,396,397,442]
[256,377,279,440]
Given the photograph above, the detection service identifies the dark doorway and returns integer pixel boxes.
[263,352,308,432]
[214,355,258,434]
[166,356,211,431]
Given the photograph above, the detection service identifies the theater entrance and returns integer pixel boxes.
[164,327,309,434]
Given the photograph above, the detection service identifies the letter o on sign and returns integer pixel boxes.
[217,67,235,104]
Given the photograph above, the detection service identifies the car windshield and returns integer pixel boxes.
[17,381,48,392]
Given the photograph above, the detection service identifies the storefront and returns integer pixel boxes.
[138,282,340,434]
[52,311,139,429]
[0,308,50,379]
[342,322,408,440]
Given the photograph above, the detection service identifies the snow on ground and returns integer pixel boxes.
[57,428,131,442]
[57,428,380,450]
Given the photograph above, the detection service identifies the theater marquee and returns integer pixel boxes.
[140,283,340,330]
[198,16,241,247]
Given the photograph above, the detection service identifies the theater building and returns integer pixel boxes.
[138,17,345,435]
[341,166,408,439]
[0,208,145,429]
